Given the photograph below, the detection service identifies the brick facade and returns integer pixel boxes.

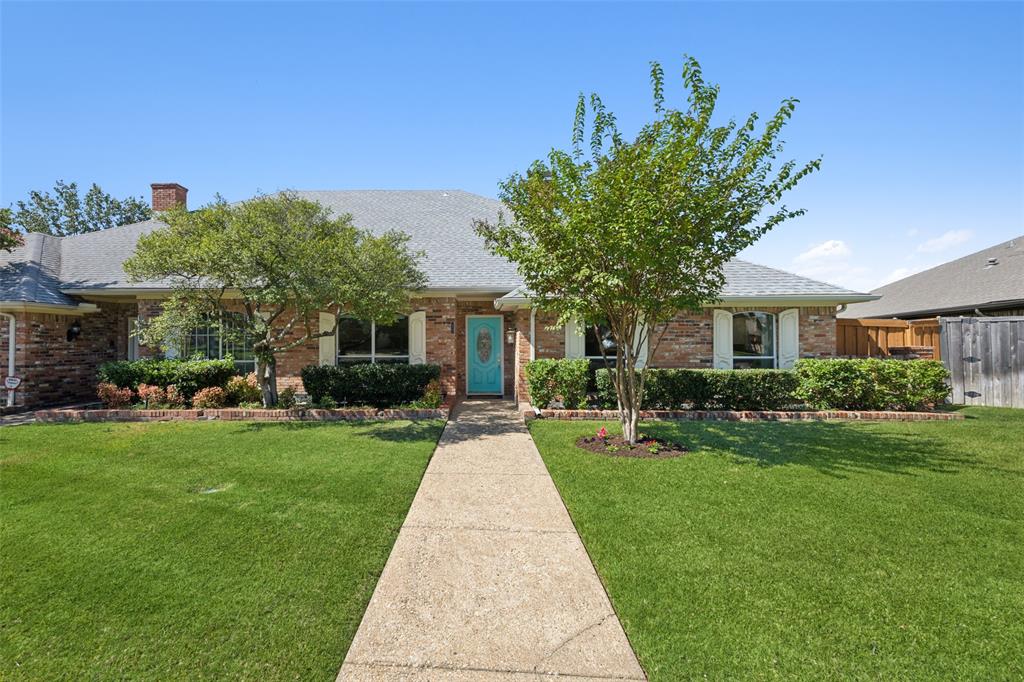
[1,302,135,408]
[650,306,837,367]
[1,297,838,410]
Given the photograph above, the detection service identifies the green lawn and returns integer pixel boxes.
[530,408,1024,681]
[1,419,443,680]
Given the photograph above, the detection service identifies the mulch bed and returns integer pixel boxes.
[576,434,688,459]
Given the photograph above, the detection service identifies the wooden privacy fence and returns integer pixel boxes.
[836,318,942,359]
[940,317,1024,408]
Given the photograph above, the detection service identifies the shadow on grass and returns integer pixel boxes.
[639,420,982,479]
[239,419,444,443]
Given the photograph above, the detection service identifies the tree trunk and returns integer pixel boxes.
[256,355,278,407]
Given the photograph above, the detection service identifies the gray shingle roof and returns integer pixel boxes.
[3,189,874,306]
[839,235,1024,318]
[0,233,78,306]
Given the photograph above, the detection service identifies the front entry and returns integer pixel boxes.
[466,316,503,395]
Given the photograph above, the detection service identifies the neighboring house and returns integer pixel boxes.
[0,183,876,409]
[840,236,1024,320]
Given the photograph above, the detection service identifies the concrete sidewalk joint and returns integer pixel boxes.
[338,400,645,681]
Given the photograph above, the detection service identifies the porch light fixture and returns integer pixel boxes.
[505,329,516,346]
[66,320,82,342]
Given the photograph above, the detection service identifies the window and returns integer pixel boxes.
[181,314,256,372]
[732,312,776,369]
[337,315,409,364]
[584,323,617,373]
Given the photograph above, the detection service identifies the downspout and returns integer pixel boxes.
[0,312,15,407]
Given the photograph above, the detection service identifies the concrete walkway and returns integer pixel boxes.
[338,400,645,681]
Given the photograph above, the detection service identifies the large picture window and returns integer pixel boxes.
[181,313,256,372]
[337,315,409,364]
[732,312,776,369]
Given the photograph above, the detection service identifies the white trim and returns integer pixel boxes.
[127,318,140,361]
[1,312,15,407]
[0,301,99,315]
[778,308,800,369]
[529,308,536,361]
[712,309,733,369]
[565,318,585,359]
[408,311,427,364]
[335,314,411,364]
[465,314,504,396]
[730,310,778,369]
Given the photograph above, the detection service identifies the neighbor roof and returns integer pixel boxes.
[839,235,1024,319]
[3,189,874,307]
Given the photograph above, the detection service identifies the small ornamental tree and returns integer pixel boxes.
[124,193,426,406]
[476,57,821,443]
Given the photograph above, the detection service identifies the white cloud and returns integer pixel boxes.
[917,229,972,253]
[794,239,851,263]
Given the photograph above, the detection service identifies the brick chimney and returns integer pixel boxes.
[150,183,188,212]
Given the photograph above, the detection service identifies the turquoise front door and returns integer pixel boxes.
[467,316,503,395]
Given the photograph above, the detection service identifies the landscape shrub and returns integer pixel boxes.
[136,384,165,408]
[97,382,134,408]
[794,358,950,410]
[191,386,226,409]
[165,385,186,408]
[277,386,298,409]
[225,373,261,406]
[97,358,237,402]
[524,359,590,409]
[594,368,798,410]
[414,379,443,409]
[300,363,441,408]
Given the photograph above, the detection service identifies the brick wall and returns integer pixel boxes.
[413,297,458,398]
[2,302,135,408]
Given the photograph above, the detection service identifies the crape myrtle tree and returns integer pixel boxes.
[124,193,426,406]
[0,209,23,251]
[476,57,821,443]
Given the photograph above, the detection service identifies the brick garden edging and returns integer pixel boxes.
[531,408,963,422]
[35,406,451,423]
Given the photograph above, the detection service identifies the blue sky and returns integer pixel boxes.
[2,1,1021,292]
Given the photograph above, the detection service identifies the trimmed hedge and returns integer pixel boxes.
[595,367,799,410]
[524,359,590,409]
[300,363,441,408]
[793,358,950,410]
[97,358,238,402]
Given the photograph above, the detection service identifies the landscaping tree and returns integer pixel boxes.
[476,57,821,443]
[124,193,426,406]
[7,180,151,236]
[0,208,23,251]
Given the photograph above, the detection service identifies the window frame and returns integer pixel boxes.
[731,311,778,369]
[180,313,256,373]
[335,314,410,365]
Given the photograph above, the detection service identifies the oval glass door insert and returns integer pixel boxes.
[476,327,492,363]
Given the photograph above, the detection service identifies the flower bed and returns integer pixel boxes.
[35,405,451,423]
[531,408,963,422]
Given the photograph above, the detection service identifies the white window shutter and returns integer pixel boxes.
[127,319,140,361]
[565,319,585,358]
[408,311,427,364]
[712,309,733,369]
[633,321,649,369]
[318,312,336,366]
[778,308,800,369]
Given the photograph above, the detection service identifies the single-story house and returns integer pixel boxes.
[1,183,877,409]
[840,235,1024,320]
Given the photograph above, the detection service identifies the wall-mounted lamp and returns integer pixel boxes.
[447,321,455,334]
[66,320,82,342]
[505,329,516,346]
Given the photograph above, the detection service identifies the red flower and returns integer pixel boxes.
[597,426,608,439]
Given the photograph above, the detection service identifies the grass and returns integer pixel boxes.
[530,407,1024,681]
[0,419,444,680]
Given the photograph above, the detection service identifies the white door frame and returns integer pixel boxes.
[465,314,504,396]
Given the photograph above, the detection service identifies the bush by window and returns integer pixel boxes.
[524,359,591,409]
[793,358,950,410]
[97,358,238,403]
[595,367,797,410]
[301,362,439,408]
[337,315,409,364]
[733,312,776,369]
